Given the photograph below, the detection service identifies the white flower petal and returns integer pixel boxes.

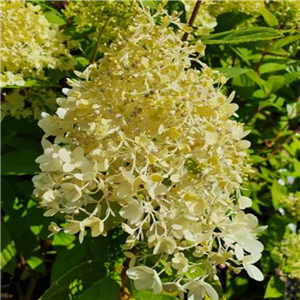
[127,266,162,294]
[238,196,252,209]
[242,238,264,255]
[202,281,219,300]
[244,264,264,281]
[120,199,143,224]
[205,132,218,145]
[235,243,244,260]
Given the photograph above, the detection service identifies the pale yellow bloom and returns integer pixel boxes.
[1,87,57,120]
[63,0,138,46]
[0,0,74,87]
[127,266,162,295]
[280,193,300,221]
[183,0,265,36]
[34,7,264,299]
[278,231,300,279]
[1,0,75,120]
[184,0,299,38]
[268,0,300,29]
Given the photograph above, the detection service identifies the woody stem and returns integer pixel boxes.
[182,0,202,42]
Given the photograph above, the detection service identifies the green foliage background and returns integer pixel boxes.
[1,1,299,300]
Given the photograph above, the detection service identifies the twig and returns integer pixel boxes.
[256,40,272,74]
[15,281,22,300]
[256,101,297,154]
[118,258,131,300]
[254,126,300,166]
[23,277,38,300]
[90,18,111,64]
[182,0,202,42]
[264,126,299,161]
[231,50,236,67]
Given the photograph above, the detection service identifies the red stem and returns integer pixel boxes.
[182,0,202,42]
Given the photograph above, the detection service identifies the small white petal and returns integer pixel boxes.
[202,281,219,300]
[235,243,244,260]
[244,264,264,281]
[239,196,252,209]
[170,174,181,183]
[205,132,218,145]
[62,163,75,172]
[57,107,67,119]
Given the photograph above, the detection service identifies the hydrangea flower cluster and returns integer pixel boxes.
[63,0,137,44]
[0,0,74,87]
[1,87,57,120]
[34,7,265,299]
[183,0,265,36]
[206,0,266,17]
[268,0,300,30]
[184,0,300,36]
[183,0,218,36]
[280,193,300,222]
[279,231,300,280]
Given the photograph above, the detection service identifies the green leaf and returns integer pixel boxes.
[229,46,251,66]
[1,116,43,137]
[76,57,90,68]
[246,70,266,88]
[283,137,300,157]
[1,177,17,210]
[165,1,186,23]
[1,150,40,175]
[27,256,46,274]
[26,199,50,239]
[261,8,279,27]
[142,0,161,9]
[41,261,107,300]
[284,71,300,85]
[232,73,256,98]
[215,12,251,32]
[44,11,66,26]
[271,181,286,210]
[265,76,285,94]
[260,215,289,251]
[201,27,283,44]
[51,243,92,283]
[15,230,41,259]
[133,290,178,300]
[269,34,300,51]
[264,276,285,298]
[0,182,32,243]
[225,275,248,299]
[259,63,286,75]
[30,225,44,236]
[216,67,249,78]
[3,79,61,88]
[19,180,35,199]
[86,235,109,262]
[52,232,76,247]
[76,277,119,300]
[251,155,265,164]
[0,223,17,275]
[4,136,41,152]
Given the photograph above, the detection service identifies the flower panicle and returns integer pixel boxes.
[34,7,265,300]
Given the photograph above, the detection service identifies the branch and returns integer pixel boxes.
[182,0,202,42]
[90,18,111,64]
[118,258,131,300]
[264,126,299,161]
[23,276,38,300]
[256,39,272,74]
[254,126,300,166]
